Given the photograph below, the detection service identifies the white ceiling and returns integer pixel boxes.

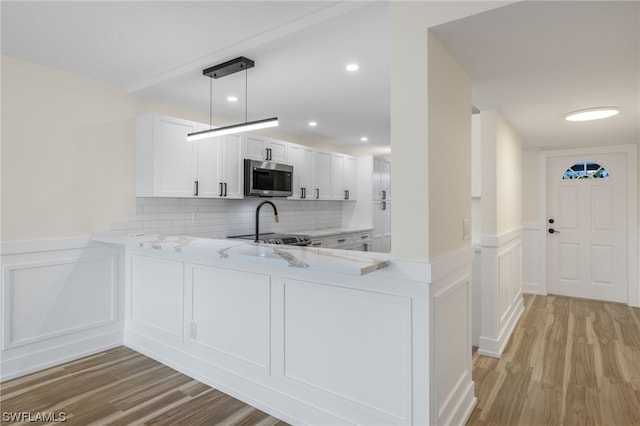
[2,1,638,152]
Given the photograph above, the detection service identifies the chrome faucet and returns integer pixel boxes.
[255,200,279,242]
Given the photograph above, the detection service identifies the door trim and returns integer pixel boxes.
[538,144,638,306]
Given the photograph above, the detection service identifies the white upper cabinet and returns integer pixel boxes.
[312,151,332,200]
[137,114,362,201]
[136,115,243,199]
[331,153,358,200]
[196,133,244,199]
[244,135,288,163]
[195,127,221,198]
[288,143,314,200]
[373,158,391,201]
[217,134,244,198]
[137,114,199,197]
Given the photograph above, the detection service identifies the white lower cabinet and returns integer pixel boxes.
[310,231,372,251]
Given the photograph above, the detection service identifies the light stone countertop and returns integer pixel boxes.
[91,233,389,275]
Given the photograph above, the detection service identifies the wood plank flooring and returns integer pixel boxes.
[2,294,639,425]
[467,294,640,426]
[0,346,289,425]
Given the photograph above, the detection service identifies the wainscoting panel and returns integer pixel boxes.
[478,228,525,358]
[522,223,543,294]
[432,272,473,426]
[129,255,183,341]
[188,264,271,373]
[0,240,124,380]
[282,279,412,423]
[3,256,115,350]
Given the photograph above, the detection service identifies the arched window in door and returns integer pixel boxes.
[562,161,610,179]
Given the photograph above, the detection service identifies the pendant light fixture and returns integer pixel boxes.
[187,57,278,142]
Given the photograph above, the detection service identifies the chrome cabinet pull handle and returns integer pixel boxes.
[381,190,386,200]
[194,181,199,196]
[219,182,223,197]
[316,188,320,199]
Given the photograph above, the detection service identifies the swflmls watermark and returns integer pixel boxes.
[2,411,67,423]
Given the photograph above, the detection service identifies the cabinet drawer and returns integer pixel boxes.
[353,231,372,242]
[326,234,354,247]
[309,238,326,248]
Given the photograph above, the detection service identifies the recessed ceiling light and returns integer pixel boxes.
[308,121,317,127]
[346,63,359,72]
[227,95,238,102]
[360,136,368,142]
[565,107,619,122]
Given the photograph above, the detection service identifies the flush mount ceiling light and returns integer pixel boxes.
[187,57,278,142]
[565,107,619,122]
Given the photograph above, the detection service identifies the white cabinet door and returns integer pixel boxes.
[137,114,199,197]
[300,146,314,200]
[331,154,357,200]
[196,133,221,198]
[218,134,244,198]
[331,154,346,200]
[313,151,332,200]
[288,143,314,200]
[244,135,287,162]
[267,139,288,163]
[372,157,391,201]
[381,160,391,200]
[344,156,358,200]
[372,201,391,253]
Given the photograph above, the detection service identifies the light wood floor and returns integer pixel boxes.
[0,346,289,425]
[2,294,639,425]
[467,294,640,426]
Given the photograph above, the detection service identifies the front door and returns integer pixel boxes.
[547,152,628,303]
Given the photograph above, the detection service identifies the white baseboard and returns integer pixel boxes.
[124,330,346,426]
[522,281,547,295]
[478,296,525,358]
[1,330,123,381]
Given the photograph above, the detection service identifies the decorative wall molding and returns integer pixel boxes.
[0,238,124,381]
[481,226,522,248]
[477,230,524,358]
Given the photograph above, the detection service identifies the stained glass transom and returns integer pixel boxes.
[562,162,610,180]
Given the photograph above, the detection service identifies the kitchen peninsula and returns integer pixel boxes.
[87,233,475,426]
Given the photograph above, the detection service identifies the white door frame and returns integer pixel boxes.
[538,144,638,306]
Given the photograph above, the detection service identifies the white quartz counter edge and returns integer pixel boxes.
[91,234,389,276]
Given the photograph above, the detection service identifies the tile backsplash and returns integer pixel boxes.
[100,198,343,238]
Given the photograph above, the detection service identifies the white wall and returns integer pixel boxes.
[390,2,483,262]
[476,109,524,357]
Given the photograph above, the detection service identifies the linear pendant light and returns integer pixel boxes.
[187,57,278,142]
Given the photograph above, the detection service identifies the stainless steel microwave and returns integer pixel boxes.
[244,159,293,197]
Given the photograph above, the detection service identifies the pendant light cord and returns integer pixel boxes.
[209,77,213,129]
[245,68,248,124]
